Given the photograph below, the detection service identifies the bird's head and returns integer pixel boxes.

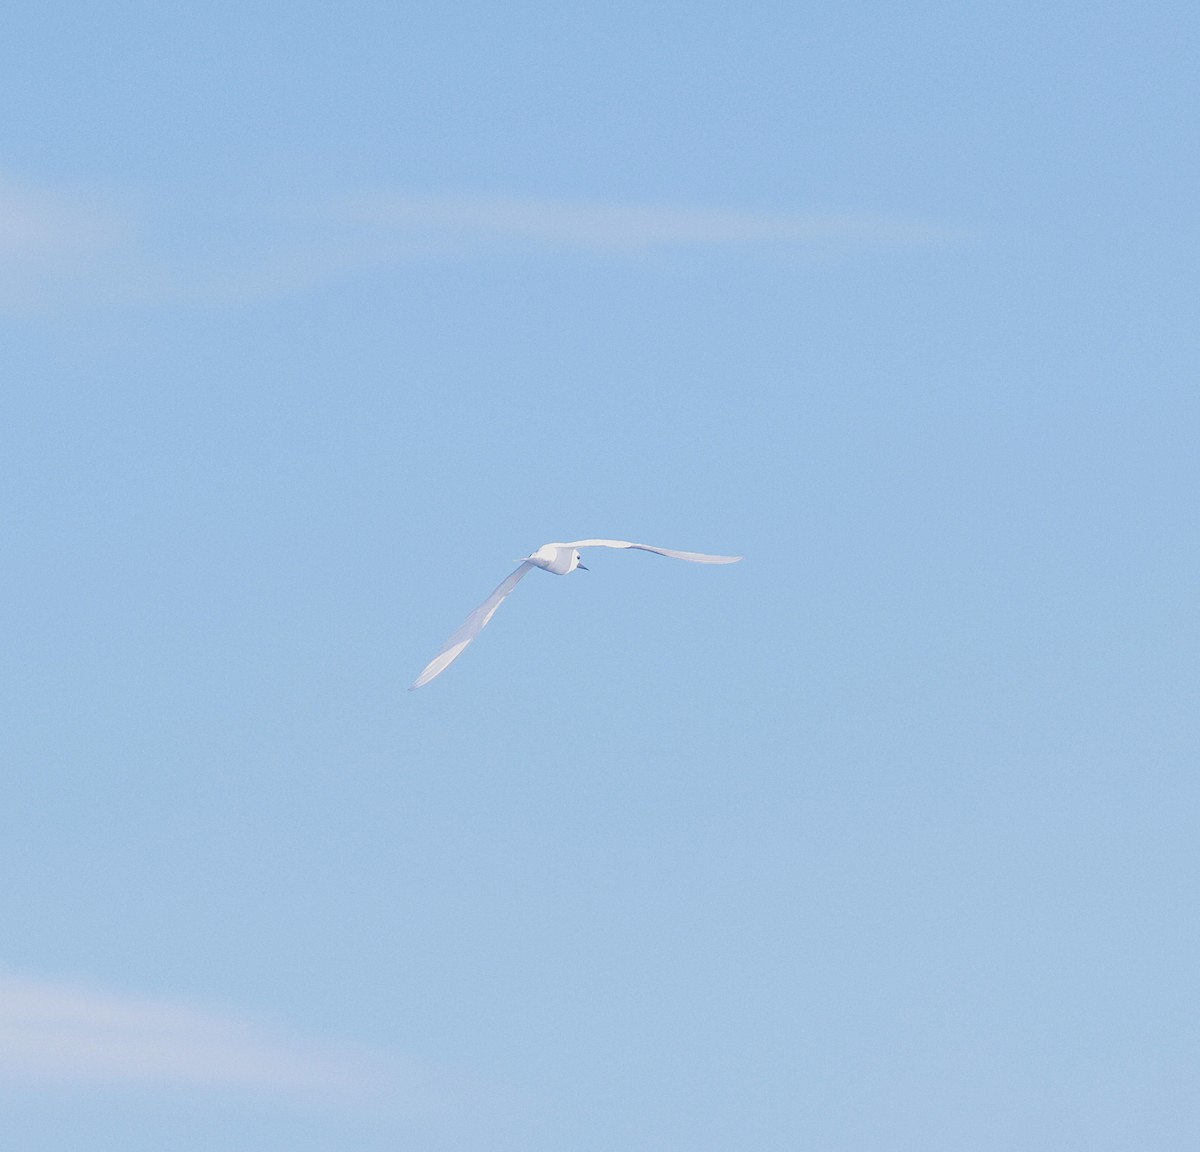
[571,548,588,572]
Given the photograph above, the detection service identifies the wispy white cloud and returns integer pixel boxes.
[0,176,168,311]
[0,179,121,259]
[340,193,968,254]
[0,971,420,1106]
[0,172,969,312]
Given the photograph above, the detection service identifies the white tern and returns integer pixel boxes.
[410,539,742,689]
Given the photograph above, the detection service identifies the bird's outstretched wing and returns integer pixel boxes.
[565,539,742,564]
[410,562,535,690]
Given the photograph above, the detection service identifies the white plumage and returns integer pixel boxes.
[410,538,742,689]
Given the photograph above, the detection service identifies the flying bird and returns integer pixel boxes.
[410,539,742,689]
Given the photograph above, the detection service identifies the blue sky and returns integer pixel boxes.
[2,2,1198,1148]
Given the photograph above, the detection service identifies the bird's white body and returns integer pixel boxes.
[410,538,741,689]
[526,543,586,575]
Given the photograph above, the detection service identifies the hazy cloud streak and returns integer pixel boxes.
[340,193,968,254]
[0,178,126,260]
[0,971,410,1104]
[0,172,969,312]
[0,176,166,310]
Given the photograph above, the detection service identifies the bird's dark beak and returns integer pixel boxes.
[577,563,588,571]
